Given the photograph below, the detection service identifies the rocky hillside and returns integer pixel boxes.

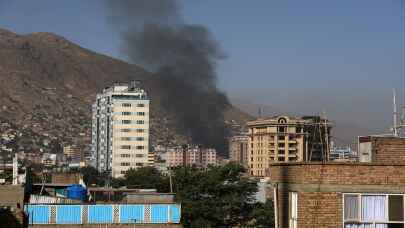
[0,28,250,158]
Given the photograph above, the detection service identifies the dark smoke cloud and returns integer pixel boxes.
[108,0,230,152]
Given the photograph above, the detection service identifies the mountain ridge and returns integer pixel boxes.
[0,28,250,157]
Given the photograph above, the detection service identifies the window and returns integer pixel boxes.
[135,154,144,158]
[137,104,145,107]
[389,195,404,221]
[121,137,132,141]
[122,103,131,107]
[289,192,298,228]
[121,129,131,132]
[137,112,145,116]
[120,154,130,158]
[120,145,131,149]
[122,120,131,124]
[278,117,287,123]
[136,129,144,133]
[120,162,130,166]
[344,194,405,228]
[289,135,296,140]
[136,120,145,124]
[136,163,144,166]
[136,137,144,141]
[122,112,131,115]
[136,146,145,150]
[278,136,285,141]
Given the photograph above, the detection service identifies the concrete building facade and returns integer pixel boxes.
[91,82,150,178]
[247,116,331,177]
[63,145,83,162]
[157,146,217,169]
[229,134,249,167]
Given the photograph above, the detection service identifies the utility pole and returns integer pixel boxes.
[12,153,18,185]
[169,171,173,193]
[322,111,330,161]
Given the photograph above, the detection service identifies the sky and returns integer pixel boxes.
[0,0,405,143]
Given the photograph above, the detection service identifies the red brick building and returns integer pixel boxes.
[268,136,405,228]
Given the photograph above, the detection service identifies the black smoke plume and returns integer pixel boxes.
[108,0,230,152]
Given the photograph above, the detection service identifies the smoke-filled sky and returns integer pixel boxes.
[1,0,405,143]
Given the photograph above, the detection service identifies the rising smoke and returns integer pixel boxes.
[108,0,230,152]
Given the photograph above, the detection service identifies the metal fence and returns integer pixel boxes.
[24,204,181,225]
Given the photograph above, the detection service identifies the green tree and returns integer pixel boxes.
[79,166,105,187]
[124,167,170,192]
[173,163,258,227]
[119,163,275,227]
[246,201,275,228]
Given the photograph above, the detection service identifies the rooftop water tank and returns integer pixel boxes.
[66,184,86,201]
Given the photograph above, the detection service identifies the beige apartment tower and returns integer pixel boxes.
[91,82,150,178]
[247,116,331,176]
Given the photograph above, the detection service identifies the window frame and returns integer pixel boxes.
[289,192,298,228]
[342,193,405,228]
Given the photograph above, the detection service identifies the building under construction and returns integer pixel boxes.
[246,115,332,176]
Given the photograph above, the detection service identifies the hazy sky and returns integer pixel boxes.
[1,0,405,141]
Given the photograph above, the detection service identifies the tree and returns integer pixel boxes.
[124,167,170,192]
[119,163,275,227]
[173,163,258,227]
[79,166,105,187]
[246,201,275,228]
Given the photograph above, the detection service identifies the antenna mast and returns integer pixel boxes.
[393,89,399,137]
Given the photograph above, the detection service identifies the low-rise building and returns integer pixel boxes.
[268,162,405,228]
[268,136,405,227]
[156,145,218,169]
[63,145,83,162]
[358,135,405,163]
[329,145,358,161]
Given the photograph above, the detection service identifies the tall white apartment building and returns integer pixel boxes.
[91,81,150,178]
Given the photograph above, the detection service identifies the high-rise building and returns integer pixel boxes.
[91,82,150,178]
[229,134,249,167]
[247,115,332,177]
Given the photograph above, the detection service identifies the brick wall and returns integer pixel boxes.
[51,173,81,184]
[372,137,405,163]
[268,162,405,185]
[297,192,342,228]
